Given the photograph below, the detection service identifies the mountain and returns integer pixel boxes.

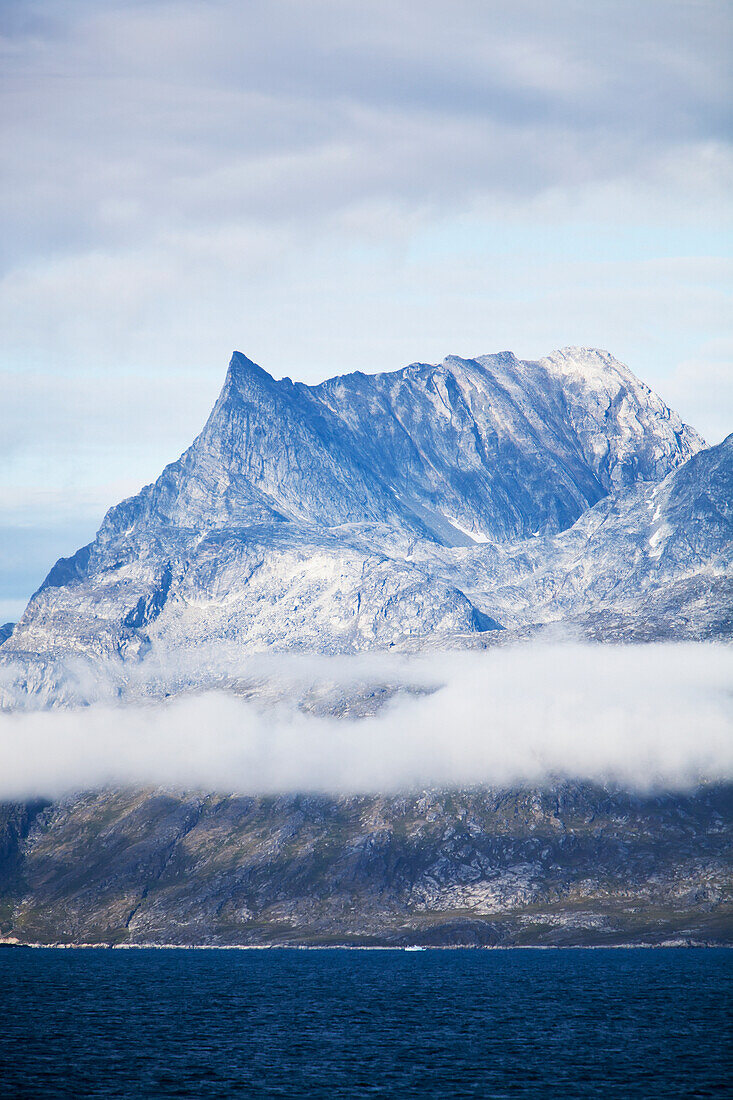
[3,346,720,698]
[2,784,730,947]
[0,344,731,949]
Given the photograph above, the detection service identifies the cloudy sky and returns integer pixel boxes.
[1,0,731,620]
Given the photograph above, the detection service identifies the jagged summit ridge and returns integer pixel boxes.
[101,345,703,547]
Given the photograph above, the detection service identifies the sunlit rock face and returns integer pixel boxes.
[98,346,703,545]
[3,347,727,695]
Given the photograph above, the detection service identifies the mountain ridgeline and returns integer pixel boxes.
[2,346,730,687]
[102,346,701,545]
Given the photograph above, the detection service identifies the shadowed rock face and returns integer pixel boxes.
[1,784,730,947]
[313,347,702,541]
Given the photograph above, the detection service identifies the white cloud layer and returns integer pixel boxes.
[1,644,731,799]
[2,0,731,379]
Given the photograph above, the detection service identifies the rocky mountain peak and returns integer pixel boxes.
[2,344,721,681]
[97,345,704,548]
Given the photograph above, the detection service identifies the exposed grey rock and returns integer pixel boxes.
[1,784,730,947]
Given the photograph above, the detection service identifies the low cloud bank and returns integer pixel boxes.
[1,643,731,799]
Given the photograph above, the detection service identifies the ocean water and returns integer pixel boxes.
[1,947,730,1098]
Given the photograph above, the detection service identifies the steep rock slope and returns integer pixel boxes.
[413,433,733,640]
[99,355,410,538]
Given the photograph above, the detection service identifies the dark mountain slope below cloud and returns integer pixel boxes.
[2,784,730,947]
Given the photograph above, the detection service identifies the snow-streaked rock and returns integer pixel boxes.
[99,346,703,546]
[410,432,733,641]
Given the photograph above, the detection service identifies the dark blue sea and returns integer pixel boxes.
[1,947,730,1098]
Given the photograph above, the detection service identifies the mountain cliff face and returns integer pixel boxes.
[0,345,730,948]
[414,432,733,640]
[3,346,720,691]
[314,347,701,542]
